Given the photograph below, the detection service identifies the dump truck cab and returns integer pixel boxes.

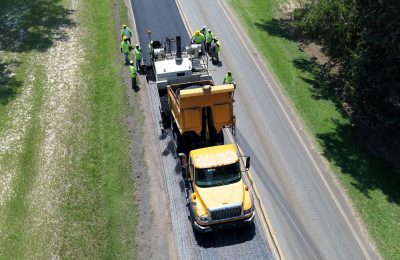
[183,144,254,233]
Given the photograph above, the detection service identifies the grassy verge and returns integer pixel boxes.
[59,0,136,258]
[229,0,400,258]
[0,0,137,258]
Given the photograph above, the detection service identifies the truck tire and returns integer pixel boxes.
[188,200,199,234]
[216,131,224,144]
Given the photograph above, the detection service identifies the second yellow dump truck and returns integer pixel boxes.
[166,80,255,233]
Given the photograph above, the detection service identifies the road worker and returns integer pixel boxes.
[223,71,235,84]
[210,37,221,64]
[191,30,205,55]
[191,30,205,44]
[134,44,143,73]
[205,28,214,53]
[129,60,137,89]
[200,25,207,37]
[148,40,154,59]
[120,36,131,65]
[121,24,132,43]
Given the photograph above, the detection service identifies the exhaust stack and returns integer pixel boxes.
[176,36,183,64]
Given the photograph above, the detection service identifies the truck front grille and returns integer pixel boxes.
[210,205,242,221]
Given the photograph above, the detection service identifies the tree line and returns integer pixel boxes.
[293,0,400,134]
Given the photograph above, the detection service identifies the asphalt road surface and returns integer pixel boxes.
[131,0,274,259]
[176,0,380,259]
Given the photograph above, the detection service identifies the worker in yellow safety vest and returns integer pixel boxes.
[120,36,131,65]
[129,60,137,89]
[134,44,142,73]
[121,24,132,43]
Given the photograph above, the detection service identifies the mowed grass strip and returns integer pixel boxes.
[0,62,46,259]
[229,0,400,258]
[59,0,136,258]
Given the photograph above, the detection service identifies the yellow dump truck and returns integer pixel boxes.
[167,80,255,233]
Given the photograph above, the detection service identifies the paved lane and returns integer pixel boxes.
[177,0,380,259]
[130,0,190,63]
[130,0,274,259]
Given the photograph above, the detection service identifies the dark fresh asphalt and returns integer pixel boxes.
[131,0,190,64]
[131,0,273,259]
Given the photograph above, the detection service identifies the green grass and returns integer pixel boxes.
[58,0,137,258]
[0,0,137,258]
[0,62,46,258]
[229,0,400,258]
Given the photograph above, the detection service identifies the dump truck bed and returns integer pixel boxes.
[168,80,235,135]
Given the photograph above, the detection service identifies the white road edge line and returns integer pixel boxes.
[216,0,373,259]
[225,129,285,260]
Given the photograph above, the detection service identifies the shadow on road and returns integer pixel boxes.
[254,18,400,205]
[0,0,75,105]
[194,223,256,248]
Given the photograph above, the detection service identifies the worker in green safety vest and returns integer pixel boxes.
[148,40,154,60]
[191,30,205,44]
[121,24,132,43]
[205,28,214,53]
[210,37,221,64]
[129,60,137,89]
[134,44,142,73]
[120,36,131,65]
[223,71,235,84]
[191,30,205,55]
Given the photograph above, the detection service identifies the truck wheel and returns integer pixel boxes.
[176,133,184,154]
[172,121,184,154]
[189,201,199,233]
[216,131,224,144]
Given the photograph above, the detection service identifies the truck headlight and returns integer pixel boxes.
[243,207,253,216]
[198,215,210,223]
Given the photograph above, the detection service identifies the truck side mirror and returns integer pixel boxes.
[245,156,251,170]
[179,152,188,171]
[179,153,187,166]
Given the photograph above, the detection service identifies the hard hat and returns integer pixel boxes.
[208,29,211,32]
[135,43,139,47]
[150,40,153,44]
[195,31,200,36]
[123,24,127,28]
[203,25,207,29]
[130,60,134,64]
[123,36,128,40]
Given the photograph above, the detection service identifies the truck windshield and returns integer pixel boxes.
[195,162,241,188]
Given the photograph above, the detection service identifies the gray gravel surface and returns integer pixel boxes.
[131,0,273,259]
[177,0,380,259]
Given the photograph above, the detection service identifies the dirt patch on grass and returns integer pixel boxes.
[113,0,177,259]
